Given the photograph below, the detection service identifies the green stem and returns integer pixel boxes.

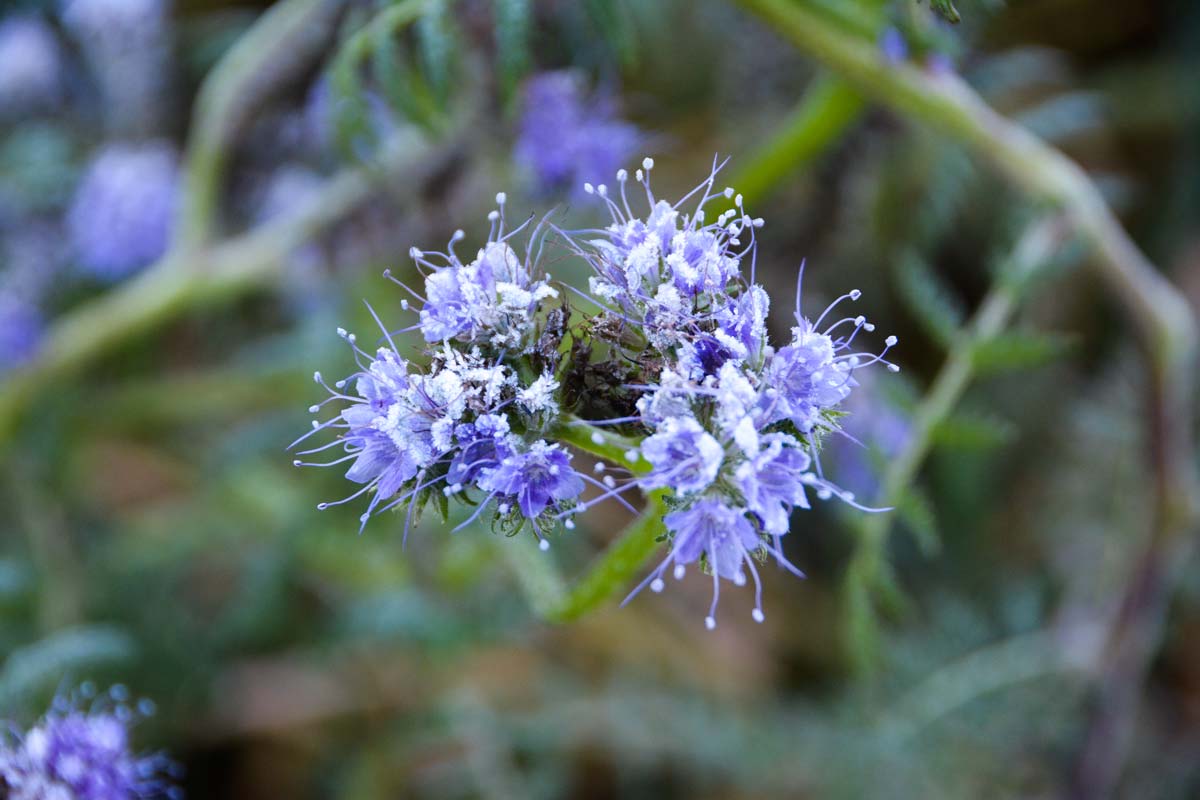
[177,0,349,250]
[844,219,1066,671]
[730,74,866,207]
[0,132,449,441]
[551,415,651,475]
[545,492,668,622]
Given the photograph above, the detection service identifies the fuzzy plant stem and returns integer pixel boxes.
[177,0,352,251]
[844,218,1067,670]
[736,1,1199,792]
[728,73,866,207]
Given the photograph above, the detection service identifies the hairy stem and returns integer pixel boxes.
[0,132,451,441]
[178,0,350,250]
[736,1,1199,789]
[729,73,866,206]
[844,219,1067,670]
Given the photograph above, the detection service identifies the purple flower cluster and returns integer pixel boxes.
[294,196,590,549]
[297,156,898,627]
[515,71,640,197]
[0,685,180,800]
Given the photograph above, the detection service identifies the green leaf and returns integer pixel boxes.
[894,252,965,348]
[896,486,941,556]
[971,331,1073,375]
[930,411,1015,451]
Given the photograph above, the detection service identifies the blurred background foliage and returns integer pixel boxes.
[0,0,1198,797]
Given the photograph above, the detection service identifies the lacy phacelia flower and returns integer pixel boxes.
[0,684,180,800]
[296,157,898,629]
[515,71,640,197]
[294,197,587,545]
[67,143,179,280]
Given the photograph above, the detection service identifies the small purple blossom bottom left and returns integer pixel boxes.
[0,684,182,800]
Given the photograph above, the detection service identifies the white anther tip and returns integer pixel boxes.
[495,192,507,205]
[538,539,550,552]
[583,182,595,194]
[292,459,302,467]
[886,335,898,346]
[888,364,901,373]
[564,519,576,530]
[590,432,605,445]
[704,616,717,631]
[650,578,665,593]
[850,289,862,300]
[616,169,627,181]
[752,609,765,623]
[642,157,654,170]
[674,564,686,580]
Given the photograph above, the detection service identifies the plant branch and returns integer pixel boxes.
[177,0,351,250]
[843,218,1067,670]
[0,131,452,441]
[735,1,1199,790]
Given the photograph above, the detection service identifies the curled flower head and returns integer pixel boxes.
[0,684,180,800]
[295,155,899,629]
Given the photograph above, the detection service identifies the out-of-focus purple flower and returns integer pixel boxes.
[515,71,640,197]
[829,376,913,501]
[0,293,44,371]
[0,16,62,117]
[879,26,909,64]
[0,684,180,800]
[61,0,172,135]
[67,142,179,280]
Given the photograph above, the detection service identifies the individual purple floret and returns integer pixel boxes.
[0,684,181,800]
[67,142,179,280]
[624,498,800,629]
[0,293,44,372]
[640,416,724,495]
[0,16,62,117]
[478,441,585,535]
[515,71,640,197]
